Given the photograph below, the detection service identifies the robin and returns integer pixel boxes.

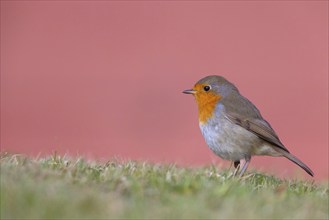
[183,75,314,177]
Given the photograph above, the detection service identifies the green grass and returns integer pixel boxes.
[1,153,328,219]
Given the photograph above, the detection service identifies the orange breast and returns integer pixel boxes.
[193,84,221,124]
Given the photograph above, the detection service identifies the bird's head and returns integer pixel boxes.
[183,75,238,124]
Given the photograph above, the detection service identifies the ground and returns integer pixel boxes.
[1,153,328,219]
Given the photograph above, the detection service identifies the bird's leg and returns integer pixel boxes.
[238,157,251,178]
[229,160,239,170]
[233,160,240,177]
[234,161,240,169]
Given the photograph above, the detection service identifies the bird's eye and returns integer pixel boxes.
[204,85,211,91]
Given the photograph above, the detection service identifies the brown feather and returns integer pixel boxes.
[275,148,314,177]
[225,112,289,153]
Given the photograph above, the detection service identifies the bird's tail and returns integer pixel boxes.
[275,148,314,177]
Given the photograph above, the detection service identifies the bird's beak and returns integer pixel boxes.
[183,89,196,94]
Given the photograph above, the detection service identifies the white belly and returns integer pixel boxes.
[199,116,264,161]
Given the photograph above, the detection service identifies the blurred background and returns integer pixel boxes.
[1,1,328,180]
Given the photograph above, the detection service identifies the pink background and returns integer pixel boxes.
[1,1,328,180]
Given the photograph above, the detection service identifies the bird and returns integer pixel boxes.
[183,75,314,177]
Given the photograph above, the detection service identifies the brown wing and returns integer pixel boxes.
[225,112,289,153]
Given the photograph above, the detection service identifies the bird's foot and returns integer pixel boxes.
[240,173,255,180]
[233,163,241,177]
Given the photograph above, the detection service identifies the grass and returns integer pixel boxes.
[1,153,328,219]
